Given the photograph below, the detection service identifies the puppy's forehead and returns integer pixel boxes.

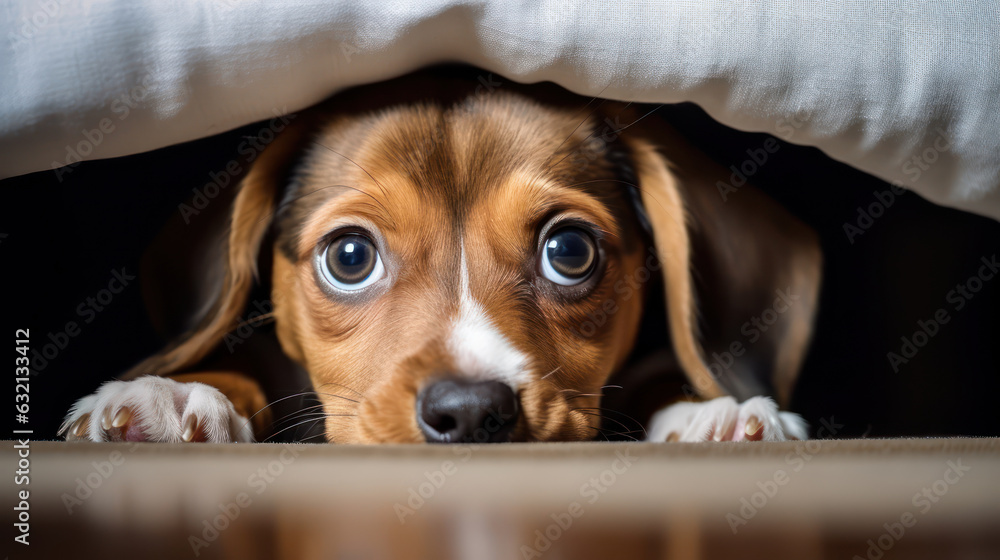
[280,92,626,260]
[359,95,598,203]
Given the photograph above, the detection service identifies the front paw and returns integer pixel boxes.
[59,376,254,443]
[647,396,808,442]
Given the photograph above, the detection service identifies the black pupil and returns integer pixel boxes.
[546,228,595,278]
[327,235,376,284]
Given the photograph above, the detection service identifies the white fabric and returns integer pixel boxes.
[2,1,998,220]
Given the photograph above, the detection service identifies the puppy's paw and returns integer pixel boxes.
[59,376,254,443]
[647,396,808,442]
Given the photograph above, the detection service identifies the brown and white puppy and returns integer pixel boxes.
[60,68,821,445]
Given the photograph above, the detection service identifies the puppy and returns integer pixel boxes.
[60,67,820,444]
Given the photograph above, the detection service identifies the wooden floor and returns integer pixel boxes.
[7,438,1000,559]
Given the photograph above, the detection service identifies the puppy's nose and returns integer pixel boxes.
[417,379,519,443]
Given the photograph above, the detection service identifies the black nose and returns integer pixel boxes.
[417,379,519,443]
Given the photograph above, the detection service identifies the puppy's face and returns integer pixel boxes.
[270,94,651,443]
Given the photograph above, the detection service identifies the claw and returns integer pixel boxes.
[182,415,198,442]
[100,408,113,431]
[744,415,763,441]
[112,407,133,428]
[666,432,679,442]
[72,413,91,437]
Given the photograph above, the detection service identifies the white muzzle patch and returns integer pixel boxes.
[447,243,530,388]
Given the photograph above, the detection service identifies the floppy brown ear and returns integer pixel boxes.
[122,115,314,380]
[628,130,822,407]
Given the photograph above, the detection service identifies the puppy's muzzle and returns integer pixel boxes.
[416,379,519,443]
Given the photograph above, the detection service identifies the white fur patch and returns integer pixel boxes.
[447,243,530,388]
[60,376,253,443]
[647,396,809,442]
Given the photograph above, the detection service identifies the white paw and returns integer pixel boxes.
[59,376,253,443]
[646,396,808,442]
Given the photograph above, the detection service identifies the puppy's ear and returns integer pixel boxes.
[628,138,726,399]
[627,131,822,407]
[123,116,313,380]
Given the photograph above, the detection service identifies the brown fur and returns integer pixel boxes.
[170,372,272,439]
[127,68,822,443]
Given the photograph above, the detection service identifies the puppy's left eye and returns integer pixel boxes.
[321,234,385,291]
[540,227,597,286]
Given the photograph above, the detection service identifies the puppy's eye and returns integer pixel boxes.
[540,227,597,286]
[321,234,384,291]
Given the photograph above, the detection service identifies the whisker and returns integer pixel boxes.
[314,381,365,398]
[313,391,360,404]
[572,408,636,436]
[543,90,613,167]
[236,379,364,440]
[237,183,363,244]
[572,406,648,439]
[270,403,329,428]
[220,181,397,261]
[558,384,621,397]
[238,390,318,436]
[565,393,605,400]
[296,429,331,443]
[310,183,398,229]
[234,312,275,330]
[545,101,638,173]
[537,366,562,383]
[277,412,338,427]
[288,416,329,443]
[611,103,662,136]
[582,424,613,442]
[561,178,687,231]
[313,141,393,213]
[575,411,640,441]
[262,413,357,443]
[274,411,333,424]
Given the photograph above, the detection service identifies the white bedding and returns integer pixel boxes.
[1,1,998,220]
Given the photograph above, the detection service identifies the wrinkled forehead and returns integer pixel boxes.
[276,93,630,260]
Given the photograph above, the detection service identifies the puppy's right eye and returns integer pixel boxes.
[540,227,597,286]
[321,234,384,291]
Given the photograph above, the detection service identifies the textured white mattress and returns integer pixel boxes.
[1,1,998,220]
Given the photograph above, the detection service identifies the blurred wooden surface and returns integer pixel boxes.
[5,438,999,559]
